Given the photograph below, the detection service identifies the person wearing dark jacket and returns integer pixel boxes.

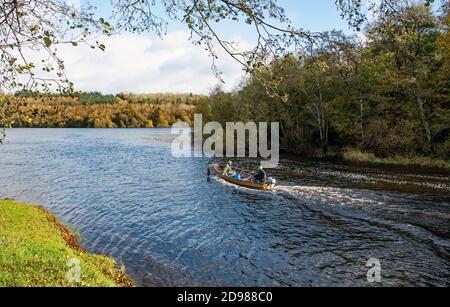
[253,166,267,183]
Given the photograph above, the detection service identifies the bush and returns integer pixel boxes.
[436,139,450,160]
[343,148,376,162]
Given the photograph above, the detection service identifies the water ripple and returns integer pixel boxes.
[0,129,449,287]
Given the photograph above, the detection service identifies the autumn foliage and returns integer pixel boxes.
[0,92,197,129]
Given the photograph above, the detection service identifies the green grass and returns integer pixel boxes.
[342,148,450,169]
[0,199,132,287]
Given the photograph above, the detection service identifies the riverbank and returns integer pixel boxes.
[0,199,133,287]
[342,148,450,170]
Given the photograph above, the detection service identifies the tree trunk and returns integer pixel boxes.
[415,90,432,147]
[360,99,365,149]
[323,120,329,157]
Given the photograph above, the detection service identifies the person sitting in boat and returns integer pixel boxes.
[223,161,233,176]
[253,166,267,183]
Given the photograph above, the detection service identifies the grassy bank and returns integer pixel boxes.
[342,148,450,169]
[0,199,133,287]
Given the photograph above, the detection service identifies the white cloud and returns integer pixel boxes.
[59,31,248,94]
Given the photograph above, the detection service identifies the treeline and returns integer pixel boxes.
[1,4,448,162]
[0,93,197,128]
[14,91,203,106]
[196,4,450,160]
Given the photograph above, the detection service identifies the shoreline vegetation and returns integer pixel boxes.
[0,5,449,171]
[0,199,133,287]
[0,92,448,170]
[341,148,450,170]
[0,92,198,129]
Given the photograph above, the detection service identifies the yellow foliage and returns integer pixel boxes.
[0,95,195,128]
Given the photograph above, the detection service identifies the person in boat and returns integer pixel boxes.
[223,161,233,176]
[253,166,267,183]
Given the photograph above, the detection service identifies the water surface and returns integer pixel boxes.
[0,129,449,286]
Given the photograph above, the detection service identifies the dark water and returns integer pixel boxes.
[1,129,449,287]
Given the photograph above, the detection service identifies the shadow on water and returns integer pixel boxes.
[0,129,449,286]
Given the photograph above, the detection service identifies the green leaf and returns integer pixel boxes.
[43,37,52,47]
[30,25,40,32]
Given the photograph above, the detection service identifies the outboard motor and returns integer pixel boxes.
[267,177,276,185]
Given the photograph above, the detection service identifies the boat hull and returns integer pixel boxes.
[213,164,275,191]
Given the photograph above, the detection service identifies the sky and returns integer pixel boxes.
[60,1,356,95]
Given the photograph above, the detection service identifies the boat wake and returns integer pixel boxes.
[213,175,388,207]
[275,185,385,207]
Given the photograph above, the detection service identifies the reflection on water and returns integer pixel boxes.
[0,129,449,286]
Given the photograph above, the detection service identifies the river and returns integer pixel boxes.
[0,129,449,286]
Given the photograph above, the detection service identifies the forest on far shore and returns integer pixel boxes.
[0,4,449,166]
[197,4,449,163]
[0,92,198,129]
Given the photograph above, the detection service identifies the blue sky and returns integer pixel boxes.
[90,0,353,35]
[63,1,356,94]
[279,0,352,33]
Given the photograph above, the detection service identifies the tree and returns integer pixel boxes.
[1,0,445,150]
[1,0,436,95]
[367,4,441,150]
[190,1,448,160]
[0,0,113,93]
[336,0,437,30]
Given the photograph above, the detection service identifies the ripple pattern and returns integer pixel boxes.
[0,129,449,287]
